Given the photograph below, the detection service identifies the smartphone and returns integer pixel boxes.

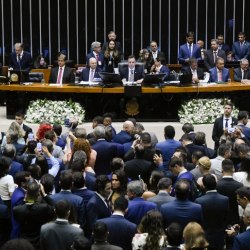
[64,118,70,127]
[37,142,42,152]
[28,133,34,140]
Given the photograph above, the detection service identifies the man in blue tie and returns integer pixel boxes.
[178,31,201,65]
[232,32,250,61]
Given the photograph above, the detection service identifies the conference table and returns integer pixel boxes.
[0,81,250,120]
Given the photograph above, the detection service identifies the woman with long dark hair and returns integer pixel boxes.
[104,40,121,73]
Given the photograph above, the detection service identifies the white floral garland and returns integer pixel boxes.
[178,98,239,124]
[25,99,85,124]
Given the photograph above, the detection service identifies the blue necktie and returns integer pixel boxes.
[189,44,192,57]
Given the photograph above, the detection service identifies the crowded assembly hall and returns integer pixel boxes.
[1,0,250,250]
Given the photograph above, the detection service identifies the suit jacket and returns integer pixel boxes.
[92,242,122,250]
[181,66,204,80]
[126,197,157,225]
[86,52,105,70]
[86,193,112,237]
[92,139,118,176]
[232,41,250,60]
[8,160,24,178]
[49,66,75,83]
[9,51,32,71]
[157,65,170,80]
[232,229,250,250]
[119,65,144,81]
[10,187,25,239]
[195,191,229,249]
[237,124,250,141]
[219,44,230,54]
[234,67,250,82]
[84,171,96,191]
[0,197,8,219]
[209,67,230,82]
[212,116,238,149]
[149,51,166,66]
[148,192,175,210]
[72,187,95,206]
[98,214,137,250]
[160,199,203,229]
[22,124,32,141]
[124,158,154,186]
[113,130,132,144]
[40,220,86,250]
[13,201,54,249]
[217,177,243,225]
[204,49,227,71]
[80,67,102,81]
[50,191,85,227]
[178,43,201,65]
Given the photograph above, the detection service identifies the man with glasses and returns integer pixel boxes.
[234,59,250,82]
[232,32,250,61]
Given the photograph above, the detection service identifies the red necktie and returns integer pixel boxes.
[57,67,63,84]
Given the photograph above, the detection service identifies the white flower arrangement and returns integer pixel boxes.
[25,99,85,124]
[178,98,239,124]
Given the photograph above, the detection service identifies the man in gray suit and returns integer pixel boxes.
[148,177,175,210]
[40,200,89,250]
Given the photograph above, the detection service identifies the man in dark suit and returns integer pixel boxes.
[148,40,166,66]
[234,59,250,82]
[80,57,102,82]
[212,102,238,150]
[86,41,104,71]
[148,177,175,210]
[119,55,144,83]
[126,180,157,225]
[181,57,204,83]
[163,222,183,250]
[160,179,203,229]
[91,221,122,250]
[232,32,250,61]
[231,203,250,250]
[178,32,201,65]
[9,43,32,72]
[217,34,230,54]
[86,175,112,237]
[150,57,170,80]
[102,31,122,56]
[204,39,227,71]
[10,171,30,239]
[13,181,55,250]
[50,171,85,228]
[209,57,230,82]
[40,200,88,250]
[124,144,154,187]
[195,174,229,250]
[217,159,243,249]
[49,53,74,83]
[237,111,250,141]
[98,197,137,250]
[91,126,118,176]
[15,112,32,141]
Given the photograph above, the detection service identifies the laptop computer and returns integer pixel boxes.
[98,72,123,87]
[9,70,28,83]
[142,73,166,87]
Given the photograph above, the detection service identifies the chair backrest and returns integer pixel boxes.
[118,62,144,74]
[28,72,44,82]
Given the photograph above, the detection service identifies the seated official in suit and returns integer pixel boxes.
[234,59,250,82]
[80,57,102,81]
[232,31,250,61]
[181,57,204,84]
[119,55,144,83]
[148,41,166,67]
[204,39,227,71]
[150,57,170,80]
[49,53,74,83]
[178,31,201,65]
[86,41,104,71]
[9,43,32,72]
[209,57,230,82]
